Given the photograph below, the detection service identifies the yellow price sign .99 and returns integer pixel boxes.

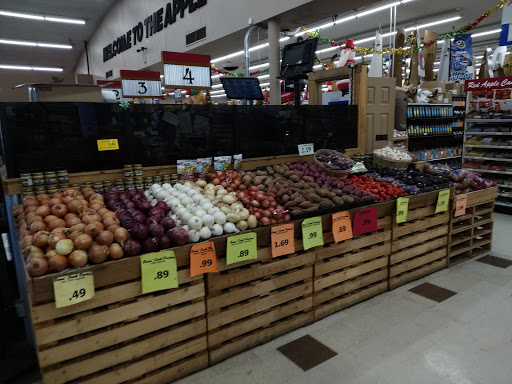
[302,216,324,250]
[53,272,95,309]
[396,197,410,224]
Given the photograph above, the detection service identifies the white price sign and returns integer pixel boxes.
[162,51,211,90]
[174,89,182,100]
[298,143,314,156]
[120,70,162,98]
[101,88,131,102]
[97,80,132,102]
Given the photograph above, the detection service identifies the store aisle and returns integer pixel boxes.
[177,213,512,384]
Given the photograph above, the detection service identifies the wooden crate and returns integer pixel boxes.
[206,247,314,364]
[29,249,208,384]
[389,192,450,290]
[448,188,497,266]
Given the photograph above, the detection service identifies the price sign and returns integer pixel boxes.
[298,143,314,156]
[53,272,94,308]
[353,206,378,235]
[302,217,324,250]
[120,70,162,98]
[162,51,211,89]
[97,139,119,151]
[97,80,131,102]
[454,194,467,217]
[140,251,178,294]
[396,197,410,224]
[332,211,353,243]
[435,189,451,214]
[190,241,218,277]
[226,232,257,265]
[271,223,295,258]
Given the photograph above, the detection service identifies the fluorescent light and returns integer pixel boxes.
[279,37,290,42]
[405,16,461,31]
[210,90,226,94]
[472,28,501,38]
[259,82,270,86]
[249,43,269,52]
[0,10,84,24]
[211,74,224,79]
[249,63,269,70]
[357,2,400,17]
[475,55,484,59]
[37,43,72,49]
[258,74,270,79]
[305,15,356,33]
[31,66,63,71]
[0,65,62,71]
[212,84,224,89]
[0,39,72,49]
[313,64,323,70]
[211,50,244,64]
[0,65,31,70]
[211,94,226,98]
[0,39,36,46]
[316,46,339,54]
[354,32,396,45]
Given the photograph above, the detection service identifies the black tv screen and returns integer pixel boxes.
[220,77,264,100]
[280,38,319,78]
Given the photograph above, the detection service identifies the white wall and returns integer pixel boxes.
[75,0,312,78]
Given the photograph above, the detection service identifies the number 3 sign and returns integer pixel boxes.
[162,51,211,90]
[120,70,162,98]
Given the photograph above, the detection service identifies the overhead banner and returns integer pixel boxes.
[464,76,512,91]
[449,34,474,82]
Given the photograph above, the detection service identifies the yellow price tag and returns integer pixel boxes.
[97,139,119,151]
[435,189,451,213]
[396,197,409,224]
[302,216,324,250]
[53,272,95,309]
[226,232,258,265]
[140,251,178,294]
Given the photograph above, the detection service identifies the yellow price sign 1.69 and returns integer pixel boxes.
[396,197,409,224]
[226,232,258,265]
[302,216,324,250]
[53,272,95,309]
[140,250,178,294]
[435,189,451,214]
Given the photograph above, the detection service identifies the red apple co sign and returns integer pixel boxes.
[465,76,512,91]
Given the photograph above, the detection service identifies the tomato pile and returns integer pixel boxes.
[347,175,406,201]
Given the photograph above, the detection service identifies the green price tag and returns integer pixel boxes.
[302,216,324,250]
[435,189,451,214]
[140,250,178,294]
[226,232,258,265]
[396,197,409,224]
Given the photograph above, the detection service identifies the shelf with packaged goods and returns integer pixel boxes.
[465,132,512,136]
[498,184,512,189]
[466,119,512,123]
[463,168,512,175]
[495,200,512,207]
[464,156,512,162]
[464,144,512,149]
[498,192,512,198]
[415,156,462,163]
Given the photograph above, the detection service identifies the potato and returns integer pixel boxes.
[290,192,300,200]
[328,192,336,199]
[256,170,267,176]
[257,184,266,191]
[253,176,264,185]
[299,201,312,209]
[333,196,345,205]
[309,182,319,188]
[276,189,287,198]
[319,198,334,208]
[282,194,290,203]
[283,171,294,178]
[289,175,300,183]
[309,193,322,203]
[284,200,298,209]
[242,175,252,183]
[342,195,354,204]
[282,164,289,171]
[316,188,329,197]
[303,176,313,182]
[331,188,343,196]
[295,196,305,204]
[295,171,304,178]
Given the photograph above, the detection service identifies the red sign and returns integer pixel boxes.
[120,70,161,81]
[464,76,512,91]
[162,51,211,66]
[352,206,378,236]
[97,80,122,88]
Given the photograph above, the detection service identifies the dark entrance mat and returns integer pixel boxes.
[476,255,512,269]
[409,282,457,303]
[277,335,338,371]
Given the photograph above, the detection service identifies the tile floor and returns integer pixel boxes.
[176,212,512,384]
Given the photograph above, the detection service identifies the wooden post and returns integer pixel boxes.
[393,28,405,86]
[423,30,438,81]
[409,30,420,86]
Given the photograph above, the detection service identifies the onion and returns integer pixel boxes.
[64,212,78,221]
[23,198,39,209]
[117,210,132,221]
[142,237,159,252]
[22,194,36,201]
[21,235,33,249]
[168,227,189,246]
[82,213,101,224]
[69,250,88,267]
[63,187,79,197]
[88,244,108,264]
[14,206,24,217]
[49,255,68,272]
[130,224,149,241]
[35,205,51,218]
[67,199,84,214]
[23,245,44,259]
[161,217,176,231]
[155,201,170,214]
[48,231,66,249]
[48,218,65,231]
[138,200,152,212]
[149,207,164,219]
[74,233,93,250]
[56,239,74,256]
[114,227,129,245]
[69,223,86,234]
[51,192,63,198]
[30,221,46,233]
[26,215,43,226]
[66,216,82,227]
[159,235,171,250]
[48,197,62,207]
[27,257,48,277]
[223,222,238,234]
[36,193,50,201]
[82,189,95,201]
[107,224,120,233]
[199,226,212,240]
[25,205,38,214]
[188,230,200,243]
[132,213,147,224]
[90,202,104,211]
[97,230,114,246]
[146,216,161,226]
[85,223,101,238]
[51,204,68,218]
[44,249,58,260]
[210,224,223,236]
[32,231,49,248]
[107,186,120,194]
[149,223,164,238]
[103,216,120,228]
[120,217,135,229]
[89,193,104,203]
[108,243,124,260]
[124,240,142,256]
[98,208,111,218]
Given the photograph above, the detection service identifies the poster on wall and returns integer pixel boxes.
[449,34,474,81]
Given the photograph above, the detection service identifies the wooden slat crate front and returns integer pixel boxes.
[389,192,450,290]
[29,252,208,384]
[206,248,315,364]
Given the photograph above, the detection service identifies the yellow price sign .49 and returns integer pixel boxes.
[53,272,95,309]
[140,250,178,294]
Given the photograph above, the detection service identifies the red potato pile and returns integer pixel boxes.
[15,187,126,277]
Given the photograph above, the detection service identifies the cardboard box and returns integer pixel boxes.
[14,83,102,102]
[423,80,445,94]
[434,92,452,104]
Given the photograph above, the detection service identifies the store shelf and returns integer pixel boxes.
[495,201,512,207]
[393,137,409,141]
[416,155,462,163]
[464,144,512,149]
[463,168,512,175]
[464,156,512,162]
[465,132,512,135]
[466,119,512,123]
[498,184,512,189]
[498,193,512,198]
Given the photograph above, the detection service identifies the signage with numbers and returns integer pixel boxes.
[302,217,324,250]
[298,143,314,156]
[332,211,353,243]
[435,189,451,214]
[162,51,211,90]
[226,232,257,265]
[140,250,178,294]
[120,70,162,98]
[271,223,295,258]
[97,139,119,151]
[353,206,378,235]
[190,241,218,277]
[53,272,95,308]
[97,80,131,102]
[396,197,409,224]
[454,194,467,217]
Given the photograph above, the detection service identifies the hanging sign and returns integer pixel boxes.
[120,70,162,98]
[454,194,468,217]
[302,217,324,250]
[140,250,178,294]
[353,206,378,235]
[271,223,295,258]
[162,51,211,90]
[449,34,474,82]
[190,241,218,277]
[298,143,314,156]
[396,197,409,224]
[97,80,131,102]
[332,211,353,243]
[53,272,95,308]
[435,189,451,214]
[464,76,512,91]
[226,232,257,265]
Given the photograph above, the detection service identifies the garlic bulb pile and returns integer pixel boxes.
[374,147,412,161]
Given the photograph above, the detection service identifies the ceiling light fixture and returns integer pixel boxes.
[357,2,401,17]
[260,82,270,87]
[212,84,224,89]
[0,10,85,24]
[0,64,62,71]
[211,94,226,98]
[471,28,501,38]
[353,32,396,45]
[405,16,462,31]
[249,63,269,70]
[0,39,72,49]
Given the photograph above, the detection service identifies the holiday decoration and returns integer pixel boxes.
[449,34,474,81]
[119,101,131,110]
[337,39,356,68]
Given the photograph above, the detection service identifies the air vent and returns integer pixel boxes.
[186,26,206,45]
[105,70,113,78]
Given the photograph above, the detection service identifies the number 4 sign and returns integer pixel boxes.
[162,51,211,90]
[120,70,162,98]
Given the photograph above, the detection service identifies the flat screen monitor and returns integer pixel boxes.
[280,38,319,78]
[220,77,264,100]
